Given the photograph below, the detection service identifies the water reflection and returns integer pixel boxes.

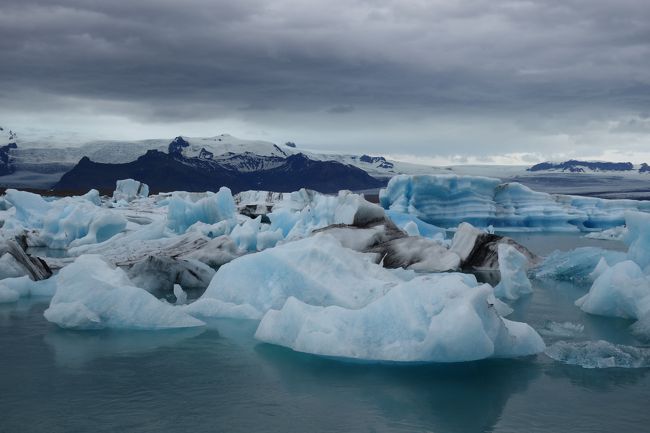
[255,344,541,433]
[44,327,206,367]
[544,361,649,392]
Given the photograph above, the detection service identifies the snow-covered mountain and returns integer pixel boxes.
[527,160,649,173]
[0,131,449,189]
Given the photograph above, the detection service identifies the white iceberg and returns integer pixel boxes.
[268,189,385,240]
[575,212,650,336]
[494,243,532,300]
[112,178,149,203]
[3,189,126,249]
[255,274,545,363]
[0,276,57,303]
[575,260,650,320]
[44,255,204,330]
[166,187,236,234]
[192,234,411,319]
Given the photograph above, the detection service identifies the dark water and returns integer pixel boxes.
[2,235,649,433]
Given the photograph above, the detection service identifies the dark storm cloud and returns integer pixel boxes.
[1,0,649,158]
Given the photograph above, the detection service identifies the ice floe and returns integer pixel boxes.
[545,340,650,368]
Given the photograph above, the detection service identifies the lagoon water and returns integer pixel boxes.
[2,234,649,433]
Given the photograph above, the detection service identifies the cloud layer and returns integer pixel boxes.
[1,0,649,162]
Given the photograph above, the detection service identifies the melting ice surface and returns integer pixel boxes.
[3,176,650,432]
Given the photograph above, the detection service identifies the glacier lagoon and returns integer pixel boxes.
[2,246,650,433]
[3,175,650,432]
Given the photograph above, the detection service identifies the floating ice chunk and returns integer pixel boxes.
[0,276,57,299]
[113,179,149,202]
[166,187,236,234]
[533,247,626,282]
[196,234,410,319]
[4,189,51,227]
[44,255,204,330]
[255,276,544,363]
[625,211,650,270]
[229,216,283,252]
[575,260,650,320]
[539,321,584,338]
[450,223,484,263]
[585,225,627,241]
[3,189,127,249]
[268,190,385,240]
[545,340,650,368]
[494,243,532,300]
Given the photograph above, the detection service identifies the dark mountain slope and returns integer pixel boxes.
[53,150,384,194]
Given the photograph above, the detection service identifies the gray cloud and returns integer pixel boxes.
[327,105,355,114]
[1,0,650,160]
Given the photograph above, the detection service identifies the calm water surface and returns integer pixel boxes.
[1,235,648,433]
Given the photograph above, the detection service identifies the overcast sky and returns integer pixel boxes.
[1,0,649,164]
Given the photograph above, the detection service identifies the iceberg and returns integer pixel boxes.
[44,255,204,330]
[0,275,57,300]
[575,260,650,320]
[585,225,627,241]
[3,189,127,249]
[192,234,410,319]
[268,189,385,240]
[112,178,149,203]
[379,174,650,231]
[575,213,650,336]
[625,211,650,270]
[494,243,532,300]
[166,187,236,234]
[255,274,545,363]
